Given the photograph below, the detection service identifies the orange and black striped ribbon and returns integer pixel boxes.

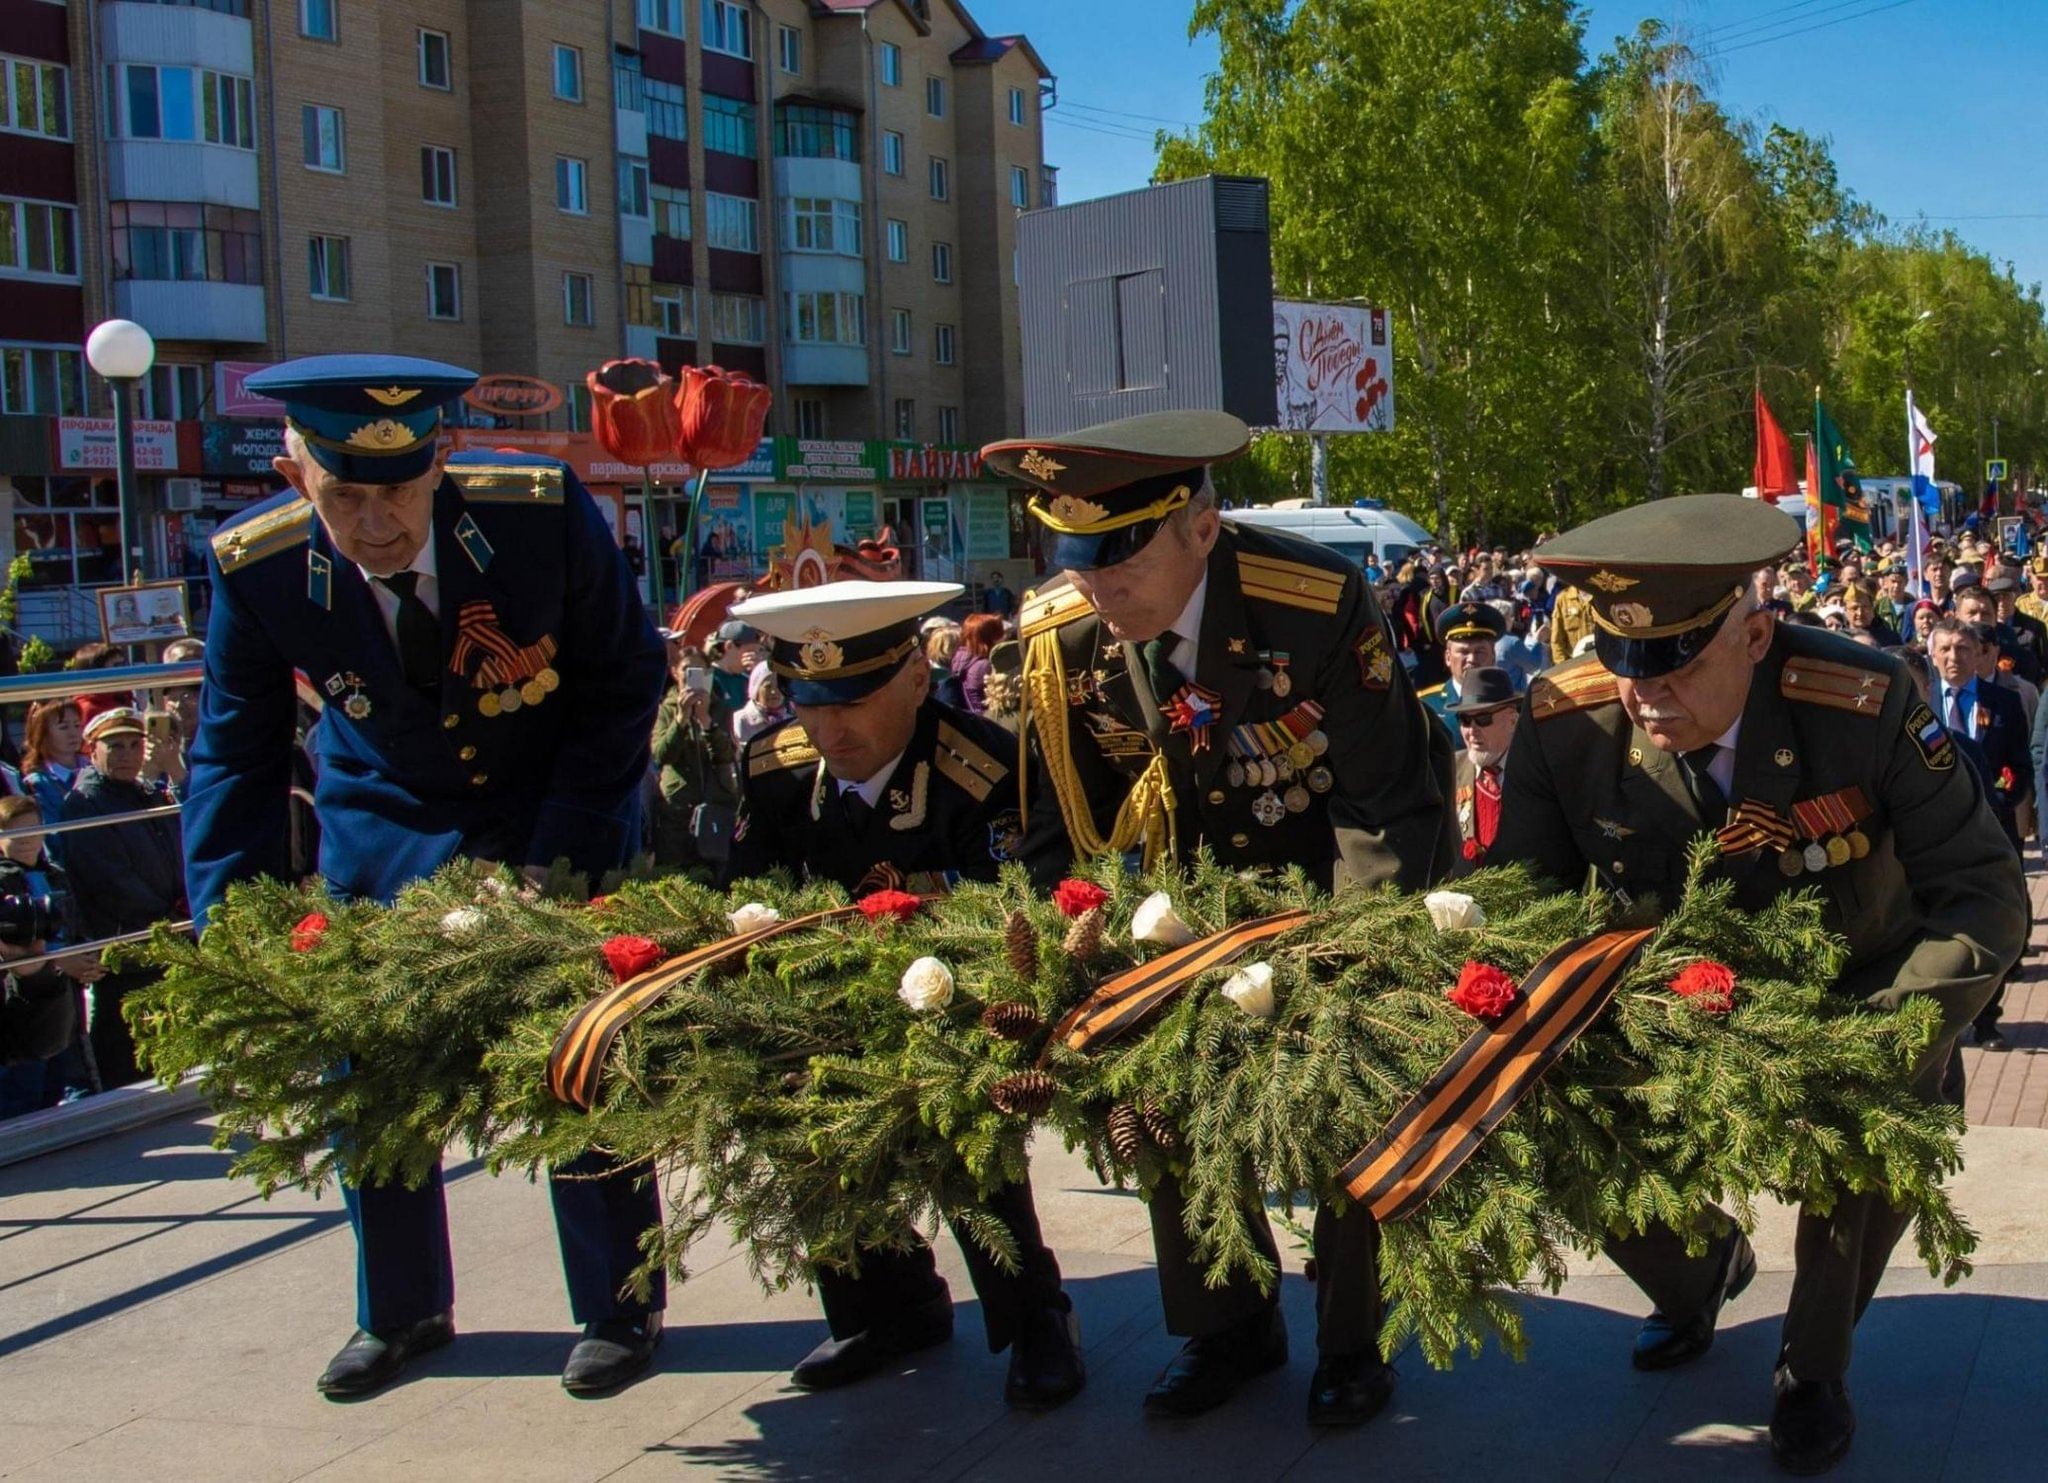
[546,904,865,1110]
[1715,798,1797,856]
[1337,927,1656,1222]
[1042,910,1312,1060]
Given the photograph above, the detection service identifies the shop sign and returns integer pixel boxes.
[202,419,287,475]
[57,416,178,471]
[778,438,881,482]
[214,361,285,419]
[963,488,1011,559]
[887,444,986,482]
[464,374,564,419]
[721,438,776,480]
[446,428,694,483]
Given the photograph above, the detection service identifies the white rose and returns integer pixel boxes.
[728,902,782,934]
[1220,961,1277,1018]
[897,956,956,1012]
[1424,890,1486,932]
[476,876,511,900]
[440,906,486,940]
[1131,892,1198,947]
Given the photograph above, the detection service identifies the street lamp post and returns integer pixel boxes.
[84,318,156,586]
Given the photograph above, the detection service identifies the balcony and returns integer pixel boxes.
[101,0,255,72]
[771,156,861,207]
[107,141,259,209]
[113,280,265,344]
[620,214,654,268]
[782,342,867,387]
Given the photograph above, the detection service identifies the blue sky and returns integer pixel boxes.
[970,0,2047,294]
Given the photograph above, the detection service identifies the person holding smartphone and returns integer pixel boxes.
[649,645,738,872]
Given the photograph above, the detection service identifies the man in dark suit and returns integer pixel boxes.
[183,356,668,1399]
[1446,667,1519,872]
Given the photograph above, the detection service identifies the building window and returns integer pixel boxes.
[885,218,908,262]
[881,130,903,176]
[655,284,694,337]
[418,29,451,90]
[0,198,79,281]
[774,103,858,162]
[925,76,944,117]
[552,44,583,102]
[2,55,70,141]
[308,235,350,300]
[117,66,255,149]
[702,94,755,157]
[421,145,457,207]
[928,156,948,201]
[933,323,956,365]
[113,201,262,284]
[619,157,650,218]
[645,78,687,140]
[931,241,952,283]
[0,345,85,416]
[889,308,910,356]
[623,263,655,327]
[1008,86,1026,125]
[937,406,958,443]
[564,271,595,326]
[1010,165,1029,208]
[879,41,900,87]
[705,191,758,252]
[301,104,345,171]
[567,382,592,431]
[301,0,337,42]
[701,0,751,59]
[778,24,801,75]
[426,261,461,320]
[613,51,645,112]
[893,397,914,438]
[638,0,684,38]
[555,156,588,214]
[139,362,205,421]
[793,397,825,439]
[651,183,691,239]
[783,197,861,256]
[709,291,765,344]
[785,290,866,346]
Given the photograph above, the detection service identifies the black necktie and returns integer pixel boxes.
[841,788,872,831]
[1680,744,1727,818]
[376,571,440,692]
[1141,630,1183,704]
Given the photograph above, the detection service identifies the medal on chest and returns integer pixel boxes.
[1163,681,1224,752]
[451,599,560,718]
[325,670,373,720]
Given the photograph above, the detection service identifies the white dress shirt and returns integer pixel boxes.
[1705,718,1740,799]
[1164,575,1208,680]
[839,749,906,809]
[359,534,441,657]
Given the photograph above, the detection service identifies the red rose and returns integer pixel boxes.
[857,889,922,924]
[1460,838,1483,863]
[1052,879,1110,918]
[1669,960,1737,1014]
[589,895,613,911]
[1997,766,2017,792]
[1447,961,1519,1021]
[601,934,665,983]
[289,912,328,953]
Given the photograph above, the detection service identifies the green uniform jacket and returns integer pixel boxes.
[1017,522,1456,892]
[1492,625,2027,1042]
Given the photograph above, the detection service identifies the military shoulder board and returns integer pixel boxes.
[1780,657,1891,716]
[933,720,1008,801]
[1020,584,1092,639]
[211,499,314,573]
[1237,552,1345,615]
[748,725,819,777]
[1529,661,1619,720]
[450,464,565,504]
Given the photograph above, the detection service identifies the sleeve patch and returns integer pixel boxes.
[1355,628,1393,691]
[1906,702,1955,771]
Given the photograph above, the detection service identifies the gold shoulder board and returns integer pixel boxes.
[934,720,1007,801]
[1236,551,1346,615]
[211,500,314,573]
[1529,660,1620,720]
[1781,656,1892,716]
[451,464,565,504]
[747,724,820,777]
[1020,583,1093,639]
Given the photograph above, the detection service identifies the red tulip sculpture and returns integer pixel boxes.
[673,366,772,601]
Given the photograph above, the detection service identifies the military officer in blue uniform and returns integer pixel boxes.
[182,356,669,1399]
[1418,599,1510,737]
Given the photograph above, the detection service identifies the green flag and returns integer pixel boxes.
[1814,393,1872,554]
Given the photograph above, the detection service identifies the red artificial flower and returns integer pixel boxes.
[1448,961,1519,1021]
[1052,879,1110,919]
[1460,838,1484,863]
[586,359,680,466]
[857,889,923,924]
[675,365,772,471]
[1998,655,2017,674]
[289,911,328,953]
[1669,960,1737,1014]
[1997,766,2017,792]
[601,934,665,983]
[589,895,612,911]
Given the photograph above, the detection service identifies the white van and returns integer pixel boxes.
[1221,502,1434,572]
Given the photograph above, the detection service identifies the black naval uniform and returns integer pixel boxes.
[727,700,1068,1361]
[1017,521,1458,1366]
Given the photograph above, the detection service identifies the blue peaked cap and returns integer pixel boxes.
[246,354,477,484]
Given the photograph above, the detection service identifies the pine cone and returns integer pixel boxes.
[1061,906,1105,961]
[980,1000,1044,1042]
[1106,1101,1145,1165]
[990,1070,1058,1117]
[1139,1098,1183,1154]
[1004,910,1039,980]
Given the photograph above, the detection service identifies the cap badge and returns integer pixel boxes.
[1588,570,1641,593]
[366,386,423,407]
[1775,747,1796,767]
[346,418,418,450]
[1048,493,1109,528]
[1018,449,1066,483]
[798,629,844,674]
[1608,601,1654,631]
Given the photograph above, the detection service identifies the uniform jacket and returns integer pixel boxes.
[184,452,663,920]
[1492,624,2027,1041]
[61,771,186,937]
[1016,523,1455,893]
[726,698,1055,896]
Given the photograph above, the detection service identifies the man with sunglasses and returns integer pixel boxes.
[987,410,1456,1429]
[1445,667,1519,870]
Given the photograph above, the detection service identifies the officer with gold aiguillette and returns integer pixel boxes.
[183,355,669,1400]
[1491,494,2027,1476]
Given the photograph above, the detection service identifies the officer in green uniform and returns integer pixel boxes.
[984,410,1457,1427]
[1490,495,2027,1476]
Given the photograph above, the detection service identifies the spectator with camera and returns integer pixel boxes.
[0,794,105,1117]
[58,708,185,1089]
[650,647,739,873]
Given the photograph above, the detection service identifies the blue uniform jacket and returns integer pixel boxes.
[184,451,663,922]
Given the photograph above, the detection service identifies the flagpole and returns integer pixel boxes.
[1906,387,1926,599]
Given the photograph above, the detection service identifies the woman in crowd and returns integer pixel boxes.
[956,614,1006,715]
[731,662,791,745]
[926,622,966,708]
[21,701,86,861]
[0,794,106,1116]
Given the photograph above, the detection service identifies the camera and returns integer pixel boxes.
[0,892,62,947]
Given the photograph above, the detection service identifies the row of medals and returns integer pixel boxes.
[1225,687,1334,828]
[477,665,561,717]
[1777,828,1870,877]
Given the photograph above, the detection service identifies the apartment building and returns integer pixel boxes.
[0,0,1054,641]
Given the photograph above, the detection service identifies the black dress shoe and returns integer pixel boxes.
[1005,1303,1085,1412]
[316,1312,455,1398]
[1142,1309,1287,1419]
[1306,1351,1394,1427]
[1631,1231,1757,1371]
[790,1291,954,1390]
[1976,1026,2009,1051]
[562,1313,664,1396]
[1771,1368,1855,1475]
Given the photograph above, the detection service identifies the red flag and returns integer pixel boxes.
[1754,388,1799,503]
[1804,436,1824,576]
